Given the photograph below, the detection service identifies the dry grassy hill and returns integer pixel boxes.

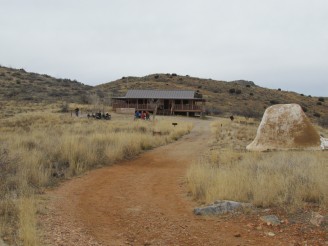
[0,66,327,126]
[97,73,328,126]
[0,66,92,103]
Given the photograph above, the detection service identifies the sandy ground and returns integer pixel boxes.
[39,118,327,246]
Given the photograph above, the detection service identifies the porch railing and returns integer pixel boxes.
[113,102,202,111]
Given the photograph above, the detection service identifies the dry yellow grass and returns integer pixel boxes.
[0,107,192,245]
[187,117,328,210]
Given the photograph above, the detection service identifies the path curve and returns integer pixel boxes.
[41,119,281,245]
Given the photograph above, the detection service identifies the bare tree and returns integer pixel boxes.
[149,99,160,121]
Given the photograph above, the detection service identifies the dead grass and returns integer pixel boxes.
[187,117,328,211]
[0,106,192,245]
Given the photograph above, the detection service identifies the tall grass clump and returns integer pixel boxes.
[187,151,328,209]
[0,110,192,244]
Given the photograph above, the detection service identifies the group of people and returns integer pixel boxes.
[135,111,150,120]
[87,112,111,120]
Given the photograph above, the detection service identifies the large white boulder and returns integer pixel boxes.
[247,104,321,151]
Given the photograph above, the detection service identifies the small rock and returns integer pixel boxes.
[310,212,328,227]
[194,200,252,216]
[260,215,281,226]
[267,232,275,237]
[234,233,241,237]
[256,226,262,230]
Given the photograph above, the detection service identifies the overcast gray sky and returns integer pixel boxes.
[0,0,327,96]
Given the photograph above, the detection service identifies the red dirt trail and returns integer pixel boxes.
[40,119,321,246]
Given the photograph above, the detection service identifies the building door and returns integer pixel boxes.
[164,100,169,109]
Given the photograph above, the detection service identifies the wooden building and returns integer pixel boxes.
[112,89,205,116]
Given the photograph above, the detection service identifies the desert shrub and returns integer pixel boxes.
[235,89,242,94]
[12,72,21,77]
[0,72,5,77]
[246,85,251,88]
[154,75,159,79]
[308,95,312,98]
[278,88,281,91]
[16,80,21,84]
[229,88,235,94]
[242,109,262,119]
[249,93,254,96]
[301,106,308,112]
[318,97,325,102]
[60,102,69,112]
[171,73,177,76]
[269,100,279,105]
[319,116,328,127]
[313,112,321,118]
[300,94,304,96]
[317,102,322,106]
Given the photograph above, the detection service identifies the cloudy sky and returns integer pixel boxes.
[0,0,327,96]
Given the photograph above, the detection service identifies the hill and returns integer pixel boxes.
[0,66,92,103]
[96,73,328,125]
[0,66,327,126]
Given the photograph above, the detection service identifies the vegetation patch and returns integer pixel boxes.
[187,118,328,211]
[0,107,192,244]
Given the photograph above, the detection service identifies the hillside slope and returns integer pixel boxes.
[0,66,327,125]
[0,66,92,103]
[96,73,328,125]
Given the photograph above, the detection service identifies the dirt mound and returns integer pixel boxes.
[247,104,321,151]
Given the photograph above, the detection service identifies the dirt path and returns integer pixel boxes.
[40,119,299,245]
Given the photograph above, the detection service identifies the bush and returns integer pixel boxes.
[270,100,279,105]
[249,93,254,96]
[229,88,236,94]
[278,88,281,91]
[317,102,322,106]
[318,97,325,102]
[319,116,328,127]
[60,102,69,112]
[154,75,159,79]
[301,106,308,112]
[313,112,321,118]
[235,89,242,94]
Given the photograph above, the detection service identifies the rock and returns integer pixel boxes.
[266,232,275,237]
[194,200,252,216]
[321,136,328,150]
[234,233,241,237]
[260,215,281,226]
[247,104,321,151]
[310,212,328,227]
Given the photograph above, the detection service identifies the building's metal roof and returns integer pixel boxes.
[124,90,197,99]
